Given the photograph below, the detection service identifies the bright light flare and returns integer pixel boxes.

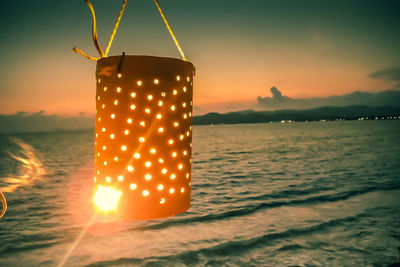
[93,186,122,212]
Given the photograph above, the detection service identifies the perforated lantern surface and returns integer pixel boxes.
[94,55,194,220]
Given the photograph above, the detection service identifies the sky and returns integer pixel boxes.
[0,0,399,115]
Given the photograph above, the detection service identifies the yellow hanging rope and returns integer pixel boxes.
[73,0,188,61]
[105,0,128,57]
[153,0,187,61]
[0,192,6,219]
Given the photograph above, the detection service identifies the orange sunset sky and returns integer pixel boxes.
[0,0,399,115]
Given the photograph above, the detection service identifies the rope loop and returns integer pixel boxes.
[0,192,6,219]
[73,0,188,61]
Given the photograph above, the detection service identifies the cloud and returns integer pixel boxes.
[0,112,94,133]
[369,67,400,89]
[256,87,400,111]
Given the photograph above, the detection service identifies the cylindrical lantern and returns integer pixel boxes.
[93,55,194,220]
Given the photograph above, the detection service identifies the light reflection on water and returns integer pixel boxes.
[0,121,399,266]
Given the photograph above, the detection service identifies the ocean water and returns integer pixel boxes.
[0,120,399,266]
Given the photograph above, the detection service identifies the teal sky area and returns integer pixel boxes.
[0,0,399,115]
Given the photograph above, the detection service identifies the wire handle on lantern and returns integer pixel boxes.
[0,191,6,219]
[73,0,188,61]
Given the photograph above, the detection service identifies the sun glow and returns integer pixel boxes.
[93,186,122,212]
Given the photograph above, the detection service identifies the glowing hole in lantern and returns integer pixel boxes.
[154,79,159,84]
[145,161,152,168]
[156,114,162,119]
[178,163,183,170]
[116,87,122,93]
[137,80,143,86]
[104,161,108,166]
[97,153,100,157]
[114,100,119,105]
[162,168,168,174]
[186,131,190,136]
[102,145,107,151]
[98,78,101,83]
[158,127,164,133]
[186,76,190,82]
[168,139,174,145]
[139,137,145,143]
[106,176,112,183]
[183,114,188,119]
[180,135,184,140]
[147,95,153,101]
[189,112,192,117]
[170,174,176,180]
[182,102,187,108]
[102,127,106,132]
[142,190,150,197]
[111,114,116,119]
[102,104,106,109]
[94,177,97,182]
[171,105,176,111]
[181,187,185,193]
[158,158,164,163]
[103,87,107,92]
[127,118,133,124]
[145,108,151,114]
[157,184,164,190]
[186,173,190,179]
[169,188,175,194]
[114,156,119,162]
[134,153,141,159]
[98,117,101,122]
[150,148,156,154]
[97,96,100,100]
[161,92,166,97]
[172,152,177,158]
[121,145,127,151]
[140,121,146,127]
[93,186,122,212]
[160,198,166,204]
[117,73,122,78]
[176,75,181,81]
[158,100,163,107]
[183,150,188,156]
[131,92,136,98]
[110,134,115,139]
[173,90,178,95]
[124,129,129,135]
[130,183,137,190]
[173,122,179,127]
[118,175,124,181]
[130,104,136,110]
[145,174,152,180]
[127,165,134,172]
[183,87,187,92]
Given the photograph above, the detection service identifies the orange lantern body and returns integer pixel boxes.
[94,55,194,220]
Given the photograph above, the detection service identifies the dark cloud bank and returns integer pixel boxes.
[256,87,400,110]
[0,111,93,133]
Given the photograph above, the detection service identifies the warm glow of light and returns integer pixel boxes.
[130,104,136,110]
[147,95,153,100]
[161,92,166,97]
[102,145,107,150]
[150,148,156,154]
[158,127,164,133]
[181,187,185,193]
[178,163,183,170]
[131,92,136,98]
[154,79,159,84]
[158,100,163,106]
[124,129,129,135]
[110,134,115,139]
[130,183,137,190]
[114,100,119,105]
[173,122,179,127]
[117,73,122,78]
[145,108,151,114]
[121,145,127,151]
[183,87,187,92]
[93,186,122,212]
[139,137,145,143]
[172,152,177,157]
[116,87,122,93]
[162,168,167,174]
[183,150,188,156]
[106,176,111,182]
[170,173,176,180]
[114,156,119,162]
[171,105,176,111]
[103,87,107,92]
[111,114,116,119]
[137,80,142,86]
[180,135,184,140]
[182,102,187,107]
[102,127,106,132]
[156,114,162,119]
[158,158,164,163]
[140,121,146,127]
[134,153,141,159]
[168,139,174,145]
[158,184,164,190]
[145,161,152,167]
[173,90,178,95]
[169,188,175,194]
[127,118,133,124]
[142,190,150,196]
[127,165,134,172]
[176,75,181,81]
[145,174,152,180]
[160,198,166,204]
[117,175,124,181]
